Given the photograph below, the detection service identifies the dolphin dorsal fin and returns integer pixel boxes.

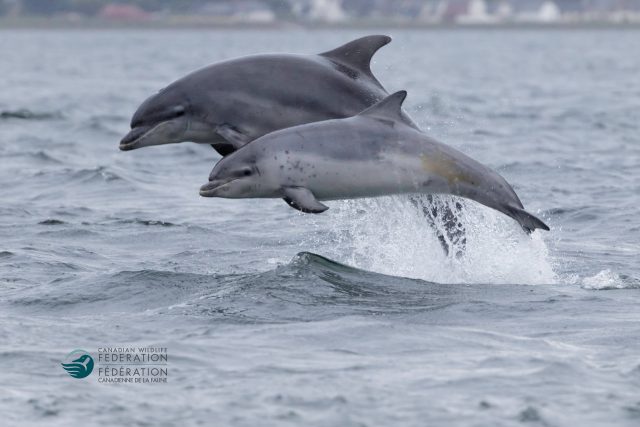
[319,35,391,86]
[358,91,419,130]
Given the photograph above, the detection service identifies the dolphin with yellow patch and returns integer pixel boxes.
[200,91,549,233]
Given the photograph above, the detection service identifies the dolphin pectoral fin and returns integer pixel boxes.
[282,187,329,214]
[210,143,236,156]
[503,205,550,233]
[216,124,251,151]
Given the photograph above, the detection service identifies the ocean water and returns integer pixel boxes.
[1,29,639,426]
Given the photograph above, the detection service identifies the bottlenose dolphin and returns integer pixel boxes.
[119,35,469,254]
[200,91,549,233]
[120,35,410,155]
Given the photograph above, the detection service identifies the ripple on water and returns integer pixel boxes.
[29,166,129,185]
[113,218,178,227]
[0,109,64,120]
[38,219,67,225]
[0,150,64,164]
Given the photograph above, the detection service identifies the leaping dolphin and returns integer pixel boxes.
[119,35,412,155]
[119,35,468,255]
[200,91,549,233]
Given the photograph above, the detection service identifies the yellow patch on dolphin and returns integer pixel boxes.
[421,153,475,186]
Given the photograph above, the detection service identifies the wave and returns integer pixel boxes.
[8,253,439,318]
[38,219,67,225]
[0,109,63,120]
[114,219,177,227]
[31,165,128,184]
[0,150,64,164]
[579,270,640,290]
[70,166,126,183]
[9,249,636,325]
[6,252,538,323]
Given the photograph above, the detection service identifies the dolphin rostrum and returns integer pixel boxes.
[200,91,549,233]
[120,35,409,155]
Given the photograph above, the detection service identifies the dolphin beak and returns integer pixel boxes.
[119,118,184,151]
[199,178,239,197]
[119,125,151,151]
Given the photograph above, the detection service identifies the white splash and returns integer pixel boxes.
[580,270,627,290]
[302,195,558,285]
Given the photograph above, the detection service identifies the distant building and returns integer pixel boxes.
[539,1,561,21]
[494,1,513,20]
[291,0,347,23]
[457,0,499,24]
[512,0,561,23]
[439,0,470,22]
[99,4,150,21]
[309,0,347,22]
[417,1,445,23]
[197,1,276,23]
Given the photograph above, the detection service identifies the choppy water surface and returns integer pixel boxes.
[1,29,639,426]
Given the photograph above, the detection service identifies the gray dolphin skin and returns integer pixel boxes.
[120,35,409,155]
[200,91,549,233]
[120,34,468,254]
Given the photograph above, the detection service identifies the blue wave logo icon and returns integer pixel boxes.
[61,349,94,379]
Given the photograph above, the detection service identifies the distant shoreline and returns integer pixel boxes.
[1,17,640,30]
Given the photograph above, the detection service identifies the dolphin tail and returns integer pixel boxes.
[503,205,550,233]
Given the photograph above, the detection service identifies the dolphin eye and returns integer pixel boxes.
[234,167,253,178]
[172,106,185,118]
